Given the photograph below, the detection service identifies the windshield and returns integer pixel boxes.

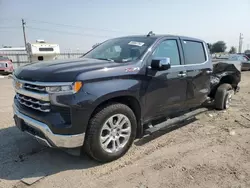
[0,56,9,61]
[244,55,250,60]
[83,37,156,63]
[229,55,249,61]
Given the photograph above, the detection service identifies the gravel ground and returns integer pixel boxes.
[0,73,249,188]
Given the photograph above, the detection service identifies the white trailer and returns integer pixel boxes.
[27,40,60,62]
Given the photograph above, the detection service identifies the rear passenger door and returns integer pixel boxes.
[180,38,212,108]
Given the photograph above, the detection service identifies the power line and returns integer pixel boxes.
[26,26,114,38]
[0,18,19,21]
[1,18,143,36]
[0,30,19,32]
[0,26,20,29]
[1,18,141,34]
[26,18,141,35]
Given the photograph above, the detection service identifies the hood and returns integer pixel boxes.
[14,58,126,82]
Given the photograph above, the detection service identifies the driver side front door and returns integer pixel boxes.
[143,38,188,122]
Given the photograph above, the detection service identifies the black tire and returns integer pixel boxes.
[214,83,233,110]
[83,103,137,162]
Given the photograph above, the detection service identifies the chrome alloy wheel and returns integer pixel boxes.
[100,114,131,153]
[225,90,234,109]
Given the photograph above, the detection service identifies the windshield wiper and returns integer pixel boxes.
[122,58,132,63]
[96,58,115,62]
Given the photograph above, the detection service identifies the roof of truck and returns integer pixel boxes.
[116,34,206,43]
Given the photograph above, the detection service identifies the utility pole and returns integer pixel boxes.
[22,19,31,62]
[22,19,27,50]
[238,33,243,53]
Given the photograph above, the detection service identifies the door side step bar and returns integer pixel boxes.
[144,107,208,135]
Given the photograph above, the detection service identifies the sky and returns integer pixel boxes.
[0,0,250,52]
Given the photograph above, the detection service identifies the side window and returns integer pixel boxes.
[182,40,207,64]
[152,40,181,66]
[229,56,237,61]
[240,56,248,62]
[243,57,248,62]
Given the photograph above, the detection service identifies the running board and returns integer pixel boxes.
[144,107,208,135]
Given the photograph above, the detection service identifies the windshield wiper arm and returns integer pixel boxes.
[96,58,115,62]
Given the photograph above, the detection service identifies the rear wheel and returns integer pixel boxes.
[215,83,234,110]
[83,103,137,162]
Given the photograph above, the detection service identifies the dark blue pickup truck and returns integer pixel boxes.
[12,32,241,162]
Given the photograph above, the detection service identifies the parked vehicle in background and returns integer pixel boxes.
[26,39,60,62]
[12,33,241,162]
[245,52,250,59]
[228,54,250,71]
[0,56,14,75]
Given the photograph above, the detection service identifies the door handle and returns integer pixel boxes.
[178,73,186,77]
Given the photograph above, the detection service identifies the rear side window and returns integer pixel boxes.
[182,40,207,65]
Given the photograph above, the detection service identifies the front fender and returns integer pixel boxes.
[54,78,143,135]
[56,78,142,109]
[84,78,141,106]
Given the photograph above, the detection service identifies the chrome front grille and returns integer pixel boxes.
[13,76,73,113]
[16,93,50,112]
[13,77,51,113]
[23,83,46,93]
[0,62,7,68]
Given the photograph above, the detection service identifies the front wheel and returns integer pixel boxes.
[83,103,137,162]
[214,83,234,110]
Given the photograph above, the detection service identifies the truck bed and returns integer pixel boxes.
[209,61,241,98]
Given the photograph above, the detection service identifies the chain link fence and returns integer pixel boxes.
[2,52,85,69]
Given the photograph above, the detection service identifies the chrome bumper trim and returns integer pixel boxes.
[13,104,85,148]
[16,93,50,112]
[15,88,50,101]
[25,131,53,147]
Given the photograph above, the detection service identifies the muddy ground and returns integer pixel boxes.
[0,72,249,188]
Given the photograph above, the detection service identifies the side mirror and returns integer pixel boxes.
[151,57,171,70]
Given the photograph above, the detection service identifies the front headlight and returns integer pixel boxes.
[46,81,82,93]
[13,79,23,90]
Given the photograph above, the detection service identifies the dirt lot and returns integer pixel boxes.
[0,73,249,188]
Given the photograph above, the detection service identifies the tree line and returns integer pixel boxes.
[208,41,250,54]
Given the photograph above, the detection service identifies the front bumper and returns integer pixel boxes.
[0,69,12,74]
[13,103,85,148]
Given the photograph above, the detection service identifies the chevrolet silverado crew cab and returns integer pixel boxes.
[12,32,241,162]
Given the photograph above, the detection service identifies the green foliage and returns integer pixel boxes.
[210,41,227,53]
[244,50,250,54]
[229,46,236,54]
